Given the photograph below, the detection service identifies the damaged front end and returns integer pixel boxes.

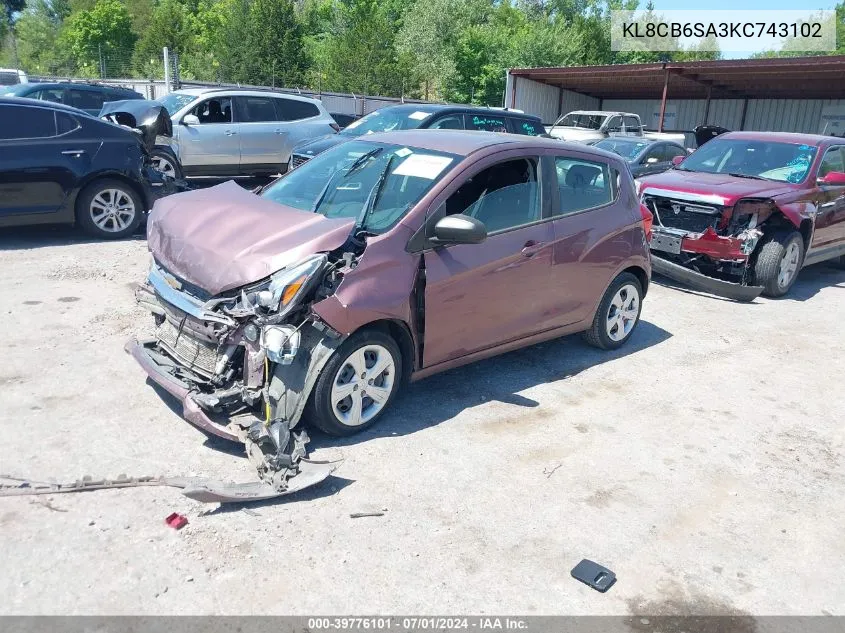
[642,189,768,301]
[126,247,357,497]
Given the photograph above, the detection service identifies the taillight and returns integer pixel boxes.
[329,122,340,132]
[639,202,653,242]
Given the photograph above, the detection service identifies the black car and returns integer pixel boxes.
[591,138,688,178]
[289,104,545,169]
[0,97,172,239]
[0,82,144,116]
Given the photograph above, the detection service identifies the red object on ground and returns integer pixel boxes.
[165,512,188,530]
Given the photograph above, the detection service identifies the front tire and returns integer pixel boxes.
[75,178,143,239]
[582,272,643,350]
[150,147,183,180]
[307,329,403,436]
[754,230,804,298]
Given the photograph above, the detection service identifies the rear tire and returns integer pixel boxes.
[75,178,143,239]
[582,272,643,350]
[753,230,804,298]
[307,329,403,437]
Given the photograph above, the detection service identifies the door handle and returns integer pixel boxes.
[61,149,86,156]
[521,240,546,257]
[224,130,237,136]
[274,129,286,135]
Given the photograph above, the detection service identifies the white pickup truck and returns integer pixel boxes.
[546,110,689,147]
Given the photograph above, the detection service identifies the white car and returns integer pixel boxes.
[155,88,338,179]
[0,69,28,85]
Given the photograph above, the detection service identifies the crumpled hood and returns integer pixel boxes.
[99,99,172,150]
[147,181,355,295]
[639,169,800,206]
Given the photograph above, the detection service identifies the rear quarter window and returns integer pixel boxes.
[275,98,320,121]
[510,118,543,136]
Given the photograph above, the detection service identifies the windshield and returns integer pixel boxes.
[0,83,30,96]
[157,93,197,116]
[556,113,607,130]
[678,138,818,183]
[261,140,459,234]
[339,108,434,137]
[594,139,648,161]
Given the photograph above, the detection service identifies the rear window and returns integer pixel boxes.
[465,114,508,132]
[275,98,319,121]
[0,104,57,139]
[0,72,21,86]
[66,88,106,110]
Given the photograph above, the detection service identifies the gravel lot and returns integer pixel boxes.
[1,224,843,616]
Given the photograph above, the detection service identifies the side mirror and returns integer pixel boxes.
[181,114,200,126]
[818,171,845,186]
[645,157,659,164]
[672,155,685,167]
[431,214,487,245]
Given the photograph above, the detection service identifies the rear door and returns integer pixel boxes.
[272,96,327,167]
[423,153,555,367]
[0,104,91,218]
[234,95,283,173]
[812,145,845,248]
[638,143,669,176]
[177,96,239,175]
[546,152,624,326]
[66,87,108,116]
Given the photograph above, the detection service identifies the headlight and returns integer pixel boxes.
[255,254,327,315]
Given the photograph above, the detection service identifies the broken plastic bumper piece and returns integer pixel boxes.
[651,256,764,302]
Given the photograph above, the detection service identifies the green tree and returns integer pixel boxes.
[58,0,136,76]
[2,0,27,67]
[132,0,194,76]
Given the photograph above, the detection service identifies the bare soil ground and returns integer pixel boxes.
[1,225,843,615]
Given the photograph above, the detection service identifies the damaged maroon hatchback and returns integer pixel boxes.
[639,131,845,300]
[126,130,651,495]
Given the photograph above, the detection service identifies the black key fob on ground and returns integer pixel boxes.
[571,559,616,592]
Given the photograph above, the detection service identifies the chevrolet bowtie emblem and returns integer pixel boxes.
[671,203,682,214]
[163,274,182,290]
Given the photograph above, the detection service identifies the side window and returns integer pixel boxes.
[67,88,105,110]
[605,116,622,133]
[623,115,641,133]
[0,105,57,139]
[507,118,543,136]
[442,158,539,234]
[31,88,65,104]
[663,144,687,161]
[428,115,464,130]
[642,144,664,163]
[236,96,277,123]
[555,157,613,216]
[275,98,320,121]
[55,112,80,135]
[465,114,508,133]
[192,97,232,124]
[819,146,845,177]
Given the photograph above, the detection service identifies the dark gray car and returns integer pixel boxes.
[592,138,687,178]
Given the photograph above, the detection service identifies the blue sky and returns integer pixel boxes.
[647,1,839,58]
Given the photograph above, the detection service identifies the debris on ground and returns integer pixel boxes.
[571,559,616,593]
[350,510,386,518]
[165,513,188,530]
[543,463,562,478]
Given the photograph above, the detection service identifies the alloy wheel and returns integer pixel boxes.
[606,283,640,342]
[330,344,396,427]
[151,155,177,179]
[89,188,136,233]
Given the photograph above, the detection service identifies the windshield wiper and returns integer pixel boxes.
[726,172,770,181]
[345,147,383,176]
[354,153,395,233]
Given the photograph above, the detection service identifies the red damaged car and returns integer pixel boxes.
[639,131,845,300]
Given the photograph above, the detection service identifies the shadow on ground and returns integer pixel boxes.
[311,319,672,449]
[0,224,145,251]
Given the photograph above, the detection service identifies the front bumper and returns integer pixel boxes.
[124,338,241,443]
[651,256,764,302]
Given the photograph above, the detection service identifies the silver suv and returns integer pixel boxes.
[156,88,338,178]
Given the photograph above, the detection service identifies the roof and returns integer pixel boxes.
[719,131,837,146]
[172,87,322,104]
[8,81,140,91]
[0,96,92,117]
[381,103,540,120]
[362,129,616,159]
[510,56,845,100]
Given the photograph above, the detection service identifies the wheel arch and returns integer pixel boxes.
[621,264,649,297]
[349,318,416,383]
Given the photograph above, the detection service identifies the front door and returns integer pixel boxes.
[176,96,240,175]
[812,145,845,250]
[423,156,554,367]
[0,104,88,218]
